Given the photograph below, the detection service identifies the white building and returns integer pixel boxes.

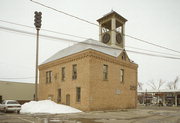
[138,89,180,106]
[0,81,35,104]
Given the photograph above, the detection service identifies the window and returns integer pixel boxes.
[7,101,18,104]
[122,52,126,60]
[61,67,65,81]
[103,64,108,80]
[120,69,124,83]
[46,71,52,83]
[72,64,77,80]
[57,89,61,103]
[76,87,81,102]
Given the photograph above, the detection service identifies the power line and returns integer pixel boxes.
[1,25,179,58]
[0,19,34,29]
[30,0,99,26]
[125,34,180,54]
[0,26,80,43]
[1,26,180,60]
[42,28,88,40]
[126,46,180,57]
[29,0,180,54]
[1,18,180,56]
[0,77,34,79]
[0,19,88,40]
[126,50,180,60]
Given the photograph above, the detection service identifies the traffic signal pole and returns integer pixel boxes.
[34,11,42,101]
[35,29,39,101]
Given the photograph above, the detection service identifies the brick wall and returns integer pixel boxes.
[39,49,138,111]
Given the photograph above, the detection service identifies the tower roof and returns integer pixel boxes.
[97,11,127,23]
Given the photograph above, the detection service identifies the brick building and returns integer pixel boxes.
[39,11,138,111]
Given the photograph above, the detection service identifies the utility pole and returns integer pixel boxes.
[34,11,42,101]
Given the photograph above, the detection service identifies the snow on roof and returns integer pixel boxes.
[138,89,180,93]
[20,100,82,114]
[42,39,123,64]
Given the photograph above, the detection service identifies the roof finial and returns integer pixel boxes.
[111,9,114,12]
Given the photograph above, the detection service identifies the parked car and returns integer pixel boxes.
[0,100,21,113]
[166,101,174,106]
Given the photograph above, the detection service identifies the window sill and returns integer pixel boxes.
[76,101,81,104]
[46,82,52,84]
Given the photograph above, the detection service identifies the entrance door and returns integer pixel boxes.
[0,95,2,103]
[66,94,70,106]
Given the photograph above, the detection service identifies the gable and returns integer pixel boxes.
[117,50,130,62]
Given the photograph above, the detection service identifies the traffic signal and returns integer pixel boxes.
[34,11,42,29]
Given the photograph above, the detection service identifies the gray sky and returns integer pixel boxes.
[0,0,180,90]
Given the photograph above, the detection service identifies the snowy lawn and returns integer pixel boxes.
[20,100,82,114]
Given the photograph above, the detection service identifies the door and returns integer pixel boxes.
[0,96,2,110]
[66,94,70,106]
[0,95,2,103]
[57,89,61,103]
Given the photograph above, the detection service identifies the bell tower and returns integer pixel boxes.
[97,11,127,49]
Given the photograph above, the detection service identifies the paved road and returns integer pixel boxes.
[0,107,180,123]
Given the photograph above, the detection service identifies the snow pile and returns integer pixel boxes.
[20,100,82,114]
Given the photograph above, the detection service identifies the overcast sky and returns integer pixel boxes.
[0,0,180,90]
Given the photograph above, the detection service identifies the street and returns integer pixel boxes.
[0,106,180,123]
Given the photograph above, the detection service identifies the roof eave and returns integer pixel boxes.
[97,11,127,23]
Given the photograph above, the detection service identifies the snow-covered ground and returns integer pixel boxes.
[20,100,82,114]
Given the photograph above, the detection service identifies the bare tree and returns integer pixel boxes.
[173,76,179,89]
[167,82,173,90]
[138,82,143,90]
[166,76,179,90]
[158,79,165,90]
[147,80,157,90]
[147,79,165,90]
